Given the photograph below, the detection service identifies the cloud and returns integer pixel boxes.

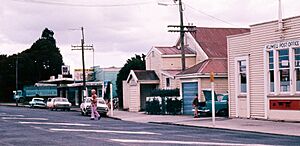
[1,0,300,70]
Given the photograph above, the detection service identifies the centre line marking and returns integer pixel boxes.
[0,114,24,117]
[1,117,48,120]
[19,122,91,127]
[50,128,160,135]
[110,139,271,146]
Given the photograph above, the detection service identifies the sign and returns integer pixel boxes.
[210,72,214,82]
[61,65,70,75]
[270,100,300,110]
[265,39,300,50]
[74,69,94,81]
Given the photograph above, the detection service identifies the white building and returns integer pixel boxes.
[228,15,300,121]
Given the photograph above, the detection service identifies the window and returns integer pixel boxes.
[269,51,274,92]
[278,49,290,92]
[295,48,300,91]
[166,78,170,87]
[239,60,247,93]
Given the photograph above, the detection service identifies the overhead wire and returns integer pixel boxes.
[9,0,154,7]
[184,3,238,27]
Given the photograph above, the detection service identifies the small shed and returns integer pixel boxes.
[123,70,159,112]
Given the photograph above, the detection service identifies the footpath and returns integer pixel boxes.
[109,110,300,137]
[1,103,300,137]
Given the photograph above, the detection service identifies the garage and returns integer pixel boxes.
[182,82,198,115]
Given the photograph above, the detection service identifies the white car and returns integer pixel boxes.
[29,98,46,108]
[47,97,71,111]
[80,97,108,116]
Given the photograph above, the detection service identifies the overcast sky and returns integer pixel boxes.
[1,0,300,71]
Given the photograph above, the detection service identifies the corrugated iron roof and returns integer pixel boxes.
[133,70,159,80]
[190,27,250,57]
[155,46,195,55]
[178,58,227,75]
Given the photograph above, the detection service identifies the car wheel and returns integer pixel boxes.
[67,108,70,111]
[50,108,53,111]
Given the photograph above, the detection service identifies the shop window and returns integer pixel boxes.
[166,78,170,87]
[278,49,290,92]
[269,51,274,92]
[295,48,300,91]
[239,60,247,93]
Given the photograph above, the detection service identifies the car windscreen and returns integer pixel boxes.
[98,99,105,104]
[34,99,44,102]
[55,98,68,102]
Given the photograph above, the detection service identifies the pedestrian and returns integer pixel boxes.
[192,94,199,118]
[90,89,101,120]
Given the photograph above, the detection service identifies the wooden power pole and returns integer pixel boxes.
[71,27,94,97]
[168,0,196,71]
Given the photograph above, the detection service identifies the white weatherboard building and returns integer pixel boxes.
[228,15,300,121]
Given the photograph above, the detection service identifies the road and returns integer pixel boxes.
[0,106,299,146]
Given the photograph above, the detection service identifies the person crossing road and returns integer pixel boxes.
[90,89,101,120]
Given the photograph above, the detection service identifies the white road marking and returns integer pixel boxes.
[50,128,160,135]
[1,117,48,120]
[0,114,24,117]
[110,139,271,146]
[19,122,91,127]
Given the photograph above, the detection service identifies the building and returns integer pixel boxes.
[227,15,300,121]
[94,66,121,97]
[123,27,249,113]
[176,27,250,115]
[123,70,159,111]
[38,66,120,106]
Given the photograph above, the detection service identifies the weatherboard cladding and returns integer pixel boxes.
[228,15,300,119]
[191,27,250,58]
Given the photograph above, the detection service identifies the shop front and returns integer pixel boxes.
[228,15,300,121]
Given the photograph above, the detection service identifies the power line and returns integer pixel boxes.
[10,0,153,7]
[184,3,237,27]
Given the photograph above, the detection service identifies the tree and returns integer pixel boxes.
[116,54,145,109]
[0,28,64,102]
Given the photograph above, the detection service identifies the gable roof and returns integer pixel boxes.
[132,70,159,80]
[161,69,182,78]
[155,46,195,55]
[189,27,250,58]
[177,58,227,75]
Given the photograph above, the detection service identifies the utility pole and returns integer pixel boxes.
[168,0,195,71]
[16,56,18,92]
[71,27,94,98]
[15,55,18,106]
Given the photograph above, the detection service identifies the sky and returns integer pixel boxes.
[1,0,300,72]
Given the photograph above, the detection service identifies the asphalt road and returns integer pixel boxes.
[0,106,299,146]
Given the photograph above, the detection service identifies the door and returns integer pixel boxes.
[182,82,198,115]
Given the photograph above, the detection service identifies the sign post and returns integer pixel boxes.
[210,72,215,127]
[110,83,113,117]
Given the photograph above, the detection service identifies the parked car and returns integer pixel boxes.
[197,90,228,116]
[80,97,108,116]
[29,98,46,108]
[47,97,71,111]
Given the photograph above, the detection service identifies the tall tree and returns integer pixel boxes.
[0,28,64,102]
[116,54,145,109]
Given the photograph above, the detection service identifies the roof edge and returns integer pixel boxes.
[250,15,300,27]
